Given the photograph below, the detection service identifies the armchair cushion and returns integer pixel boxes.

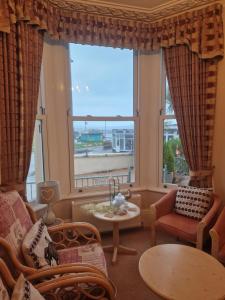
[11,274,44,300]
[58,243,107,275]
[156,212,199,242]
[22,219,58,269]
[174,186,212,221]
[0,191,33,257]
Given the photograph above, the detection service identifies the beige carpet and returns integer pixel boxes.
[102,227,191,300]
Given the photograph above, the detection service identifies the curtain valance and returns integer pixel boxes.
[0,1,223,59]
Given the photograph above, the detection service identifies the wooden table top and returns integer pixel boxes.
[93,201,140,223]
[139,244,225,300]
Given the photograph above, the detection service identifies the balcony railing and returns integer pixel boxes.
[74,174,130,188]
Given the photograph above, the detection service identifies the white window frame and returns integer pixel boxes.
[67,48,140,193]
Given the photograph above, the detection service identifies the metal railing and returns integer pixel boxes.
[74,174,130,188]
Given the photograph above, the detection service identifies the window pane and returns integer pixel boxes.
[165,78,174,115]
[26,120,45,201]
[73,121,135,188]
[70,44,133,116]
[163,119,189,185]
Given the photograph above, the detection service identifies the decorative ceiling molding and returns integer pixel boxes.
[50,0,219,23]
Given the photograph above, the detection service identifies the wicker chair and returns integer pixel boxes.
[0,258,115,299]
[0,190,116,299]
[150,189,221,249]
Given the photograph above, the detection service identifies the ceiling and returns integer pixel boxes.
[87,0,174,10]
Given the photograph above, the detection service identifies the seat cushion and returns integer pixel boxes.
[58,243,107,275]
[0,191,33,256]
[174,186,212,221]
[156,212,199,242]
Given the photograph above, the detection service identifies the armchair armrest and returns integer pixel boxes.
[48,222,102,250]
[210,205,225,258]
[197,194,221,250]
[150,189,177,221]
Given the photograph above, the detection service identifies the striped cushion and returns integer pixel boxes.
[58,243,107,275]
[174,186,212,221]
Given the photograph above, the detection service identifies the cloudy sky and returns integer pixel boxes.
[69,44,133,117]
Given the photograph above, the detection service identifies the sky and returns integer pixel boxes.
[69,44,133,117]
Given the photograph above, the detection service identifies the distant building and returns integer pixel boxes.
[164,122,179,142]
[112,129,134,152]
[79,132,103,143]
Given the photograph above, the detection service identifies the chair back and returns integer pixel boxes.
[0,191,33,257]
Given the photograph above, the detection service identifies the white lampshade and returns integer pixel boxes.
[37,181,60,205]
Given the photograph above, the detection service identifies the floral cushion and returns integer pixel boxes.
[174,186,212,221]
[0,278,9,300]
[0,191,33,256]
[58,243,107,275]
[11,274,44,300]
[22,219,58,269]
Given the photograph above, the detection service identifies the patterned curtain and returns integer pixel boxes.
[1,1,223,60]
[0,23,43,198]
[163,45,218,188]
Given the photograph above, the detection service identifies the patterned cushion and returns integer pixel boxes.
[174,186,212,221]
[11,274,44,300]
[0,191,33,256]
[0,278,9,300]
[22,219,58,269]
[58,243,108,275]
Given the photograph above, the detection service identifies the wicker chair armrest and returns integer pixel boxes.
[200,194,221,226]
[0,238,35,275]
[48,222,101,248]
[26,263,106,281]
[35,273,116,300]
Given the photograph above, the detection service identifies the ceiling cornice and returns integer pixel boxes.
[54,0,219,23]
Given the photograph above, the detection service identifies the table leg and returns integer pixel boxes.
[103,222,137,264]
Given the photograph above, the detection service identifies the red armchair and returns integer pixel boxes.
[210,207,225,263]
[150,189,221,249]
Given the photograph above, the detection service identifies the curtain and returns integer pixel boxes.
[1,1,223,60]
[164,45,218,188]
[0,23,43,198]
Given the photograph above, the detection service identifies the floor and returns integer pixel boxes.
[101,227,183,300]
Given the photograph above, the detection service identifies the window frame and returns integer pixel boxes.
[67,47,140,193]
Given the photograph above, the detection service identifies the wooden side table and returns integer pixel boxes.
[139,244,225,300]
[93,201,140,264]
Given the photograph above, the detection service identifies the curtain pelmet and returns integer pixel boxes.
[1,1,224,59]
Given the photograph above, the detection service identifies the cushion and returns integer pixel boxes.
[156,212,199,242]
[0,278,9,300]
[22,219,58,269]
[58,243,107,275]
[11,274,44,300]
[0,191,33,256]
[174,186,212,221]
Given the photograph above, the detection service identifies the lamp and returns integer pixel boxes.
[37,181,60,225]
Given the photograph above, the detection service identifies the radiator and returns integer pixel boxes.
[72,194,142,233]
